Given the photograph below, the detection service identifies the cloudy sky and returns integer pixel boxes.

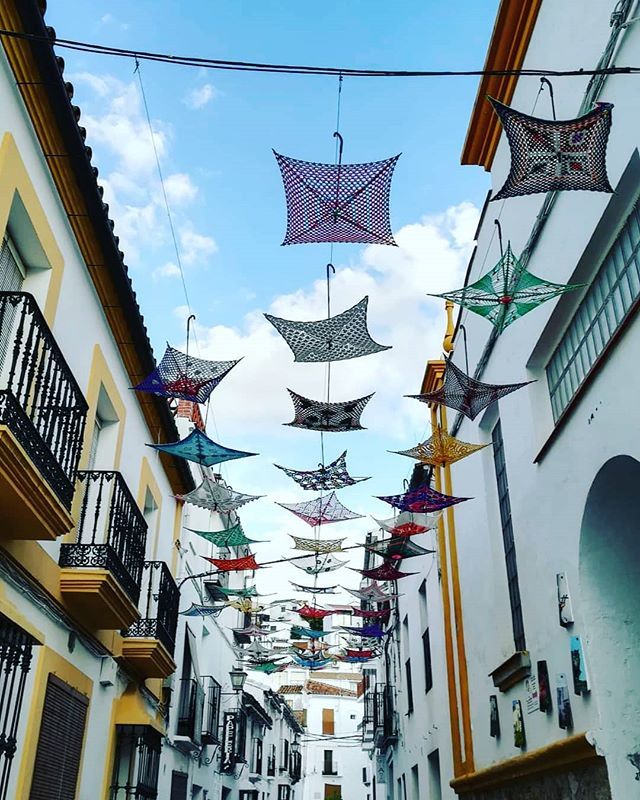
[48,0,498,595]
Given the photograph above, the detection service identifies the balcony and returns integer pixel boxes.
[373,683,398,747]
[0,292,87,540]
[122,561,179,679]
[59,471,147,630]
[175,677,205,751]
[201,676,222,745]
[290,752,302,784]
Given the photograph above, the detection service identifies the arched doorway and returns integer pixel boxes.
[580,455,640,799]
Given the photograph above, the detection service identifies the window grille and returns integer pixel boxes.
[109,725,162,800]
[492,420,526,651]
[0,615,36,800]
[547,200,640,420]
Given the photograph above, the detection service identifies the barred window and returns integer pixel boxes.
[109,725,161,800]
[547,200,640,420]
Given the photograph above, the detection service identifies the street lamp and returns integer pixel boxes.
[291,739,300,755]
[229,665,247,694]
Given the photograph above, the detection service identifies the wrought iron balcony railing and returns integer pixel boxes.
[373,683,398,745]
[290,752,302,784]
[59,471,148,605]
[124,561,179,655]
[201,675,222,745]
[176,677,205,745]
[0,292,87,507]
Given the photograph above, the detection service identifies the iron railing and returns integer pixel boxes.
[290,751,302,784]
[373,683,398,745]
[125,561,179,655]
[0,292,87,507]
[59,471,148,605]
[109,725,162,800]
[201,676,221,745]
[176,678,205,745]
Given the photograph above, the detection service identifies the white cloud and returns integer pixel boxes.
[180,226,218,265]
[100,13,114,24]
[186,202,479,441]
[153,262,181,280]
[184,83,218,110]
[164,173,198,205]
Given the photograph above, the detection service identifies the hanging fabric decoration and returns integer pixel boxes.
[488,97,614,201]
[431,243,583,334]
[278,491,363,526]
[265,297,390,363]
[351,607,391,620]
[407,358,533,421]
[203,554,260,572]
[250,661,289,674]
[290,535,345,553]
[285,389,373,432]
[274,451,369,491]
[344,584,399,603]
[293,656,334,670]
[338,654,378,663]
[365,537,435,561]
[242,640,274,658]
[291,641,331,652]
[232,622,271,637]
[290,582,338,594]
[291,625,331,640]
[216,586,259,598]
[274,150,399,246]
[377,483,469,513]
[345,648,376,658]
[356,562,416,581]
[149,428,257,467]
[228,599,264,614]
[291,553,348,575]
[186,522,260,547]
[296,604,333,620]
[392,427,488,466]
[177,477,263,512]
[134,345,240,403]
[373,512,441,536]
[341,623,389,638]
[179,603,224,617]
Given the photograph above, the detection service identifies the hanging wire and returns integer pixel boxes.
[539,77,557,119]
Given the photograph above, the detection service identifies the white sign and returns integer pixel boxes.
[525,675,539,714]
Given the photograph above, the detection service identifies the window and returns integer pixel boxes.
[280,738,290,769]
[170,771,188,800]
[278,787,292,800]
[547,199,640,421]
[0,616,36,800]
[492,420,526,651]
[405,659,414,714]
[0,237,25,372]
[427,750,442,800]
[411,765,419,800]
[201,676,221,745]
[251,737,263,774]
[322,708,335,735]
[267,743,277,776]
[109,725,162,800]
[29,674,89,800]
[422,628,433,694]
[323,750,336,775]
[324,785,341,800]
[240,793,258,800]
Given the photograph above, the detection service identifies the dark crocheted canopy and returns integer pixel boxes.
[275,451,369,491]
[489,97,614,201]
[290,582,338,594]
[341,624,388,638]
[365,536,435,560]
[291,553,348,575]
[432,243,583,333]
[344,583,399,602]
[285,389,373,432]
[278,491,363,526]
[357,562,416,581]
[352,607,391,620]
[407,358,533,421]
[149,428,257,467]
[134,345,240,403]
[293,656,333,670]
[274,151,399,245]
[265,297,390,362]
[377,483,469,513]
[179,603,224,617]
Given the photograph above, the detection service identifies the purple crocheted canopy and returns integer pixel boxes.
[277,491,363,526]
[376,483,469,513]
[285,389,373,432]
[356,562,416,581]
[274,451,369,491]
[406,358,533,421]
[274,151,399,245]
[341,623,389,639]
[431,243,583,334]
[149,428,257,467]
[265,297,390,362]
[489,97,613,200]
[134,345,240,403]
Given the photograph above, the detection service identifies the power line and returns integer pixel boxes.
[2,27,638,78]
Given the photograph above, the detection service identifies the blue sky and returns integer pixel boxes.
[47,1,498,592]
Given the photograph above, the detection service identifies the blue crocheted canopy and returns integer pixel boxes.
[377,483,469,513]
[149,428,257,467]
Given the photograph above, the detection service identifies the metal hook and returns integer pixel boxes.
[494,219,504,259]
[333,131,344,165]
[326,263,336,319]
[539,77,557,120]
[403,478,409,491]
[458,324,470,376]
[186,313,196,361]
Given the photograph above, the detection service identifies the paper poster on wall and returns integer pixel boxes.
[557,673,573,730]
[556,572,574,627]
[489,695,500,738]
[537,660,552,713]
[525,675,539,714]
[570,636,590,695]
[512,700,525,748]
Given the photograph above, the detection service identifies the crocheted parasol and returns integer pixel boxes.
[291,553,348,575]
[177,477,263,512]
[277,491,363,527]
[376,483,469,514]
[186,522,260,547]
[489,97,613,201]
[203,554,260,572]
[392,427,487,466]
[290,535,345,553]
[149,427,257,467]
[285,389,373,432]
[274,451,369,491]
